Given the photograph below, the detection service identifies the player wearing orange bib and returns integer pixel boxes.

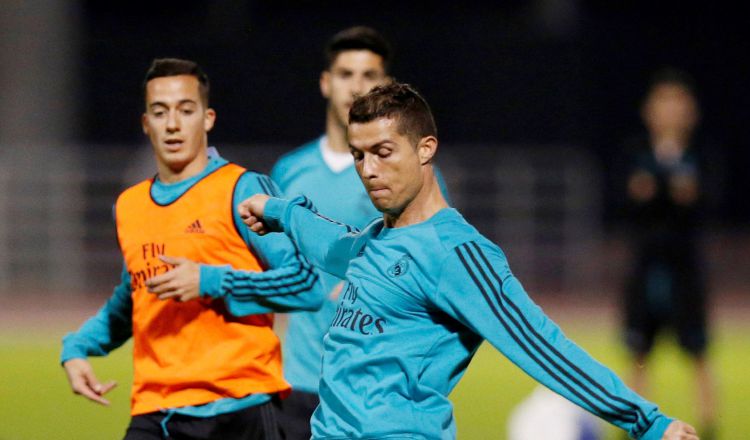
[61,58,322,440]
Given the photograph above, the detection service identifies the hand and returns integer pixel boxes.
[662,420,699,439]
[146,255,201,302]
[237,194,271,235]
[63,358,117,405]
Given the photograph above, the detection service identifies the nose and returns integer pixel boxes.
[351,76,367,97]
[361,153,377,179]
[166,109,180,133]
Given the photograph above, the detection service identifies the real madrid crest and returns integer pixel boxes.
[387,254,411,277]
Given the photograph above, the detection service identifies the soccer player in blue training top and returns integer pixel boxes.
[239,83,699,440]
[270,26,449,440]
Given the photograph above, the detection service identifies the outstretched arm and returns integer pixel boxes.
[432,241,697,440]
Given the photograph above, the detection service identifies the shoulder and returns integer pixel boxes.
[430,210,508,266]
[116,178,153,203]
[235,170,282,198]
[431,209,482,248]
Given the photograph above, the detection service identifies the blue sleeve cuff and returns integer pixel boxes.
[60,334,89,364]
[199,264,232,298]
[637,415,674,440]
[263,197,290,232]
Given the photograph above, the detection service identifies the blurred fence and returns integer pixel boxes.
[0,143,747,299]
[0,145,85,294]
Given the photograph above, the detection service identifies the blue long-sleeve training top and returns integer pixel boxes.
[262,195,673,440]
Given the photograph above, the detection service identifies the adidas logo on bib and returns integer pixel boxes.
[185,219,205,234]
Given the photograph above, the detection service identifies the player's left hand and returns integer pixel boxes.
[661,420,699,439]
[146,255,201,302]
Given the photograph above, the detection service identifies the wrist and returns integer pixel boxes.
[199,264,231,298]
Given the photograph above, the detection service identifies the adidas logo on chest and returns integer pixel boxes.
[185,219,205,234]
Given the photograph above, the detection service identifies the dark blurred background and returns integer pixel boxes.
[1,0,748,296]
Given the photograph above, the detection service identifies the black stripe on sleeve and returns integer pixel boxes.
[468,241,650,434]
[231,265,316,298]
[300,196,315,211]
[455,243,637,425]
[262,176,282,197]
[257,175,273,196]
[314,212,352,233]
[230,258,318,299]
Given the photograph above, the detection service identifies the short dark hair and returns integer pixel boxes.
[324,26,392,72]
[647,67,696,97]
[349,82,437,144]
[143,58,210,107]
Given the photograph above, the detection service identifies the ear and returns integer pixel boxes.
[204,108,216,132]
[141,113,149,135]
[320,71,331,99]
[417,136,438,165]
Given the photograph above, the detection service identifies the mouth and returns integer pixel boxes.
[164,139,184,151]
[368,187,390,198]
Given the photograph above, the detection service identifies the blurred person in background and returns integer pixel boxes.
[269,26,450,440]
[621,68,716,439]
[61,58,322,440]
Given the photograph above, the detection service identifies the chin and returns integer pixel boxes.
[368,197,388,213]
[376,201,406,217]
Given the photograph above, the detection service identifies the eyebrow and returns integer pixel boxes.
[148,99,198,109]
[350,140,392,152]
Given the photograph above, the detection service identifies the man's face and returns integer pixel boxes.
[321,50,388,127]
[642,83,698,134]
[142,74,215,174]
[348,117,424,215]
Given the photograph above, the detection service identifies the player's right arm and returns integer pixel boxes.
[238,194,366,279]
[61,265,133,405]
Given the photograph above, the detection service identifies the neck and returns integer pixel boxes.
[325,109,350,153]
[156,148,209,184]
[383,165,448,228]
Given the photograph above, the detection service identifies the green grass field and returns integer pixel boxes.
[1,317,747,439]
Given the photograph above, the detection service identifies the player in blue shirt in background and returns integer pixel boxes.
[241,82,699,439]
[271,26,448,440]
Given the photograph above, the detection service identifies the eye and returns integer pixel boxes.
[350,149,363,161]
[152,110,165,117]
[182,108,195,115]
[377,148,391,158]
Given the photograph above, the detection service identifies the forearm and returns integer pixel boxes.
[200,261,323,314]
[264,196,360,278]
[61,270,133,363]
